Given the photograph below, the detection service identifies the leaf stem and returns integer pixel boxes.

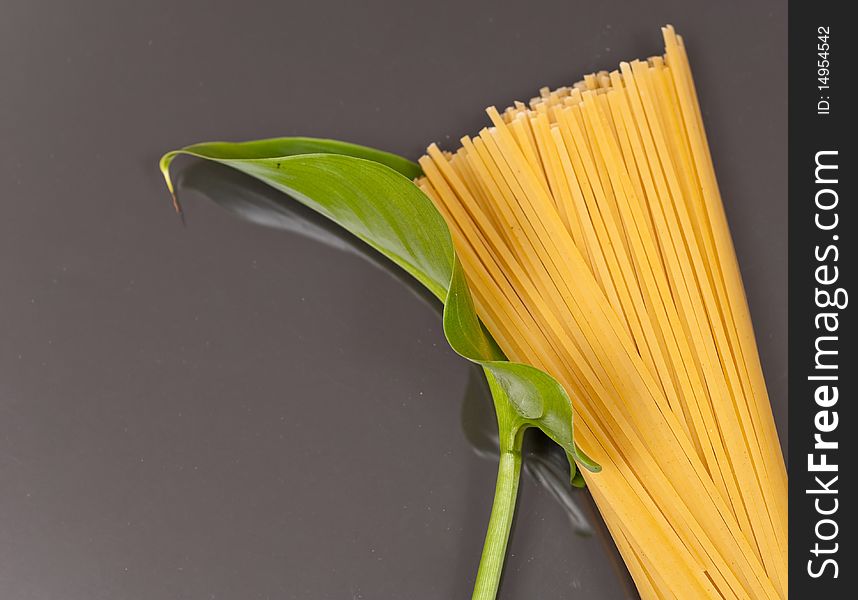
[471,427,523,600]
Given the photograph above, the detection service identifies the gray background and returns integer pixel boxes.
[0,1,786,598]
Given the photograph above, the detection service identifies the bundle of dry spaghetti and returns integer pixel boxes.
[417,26,786,600]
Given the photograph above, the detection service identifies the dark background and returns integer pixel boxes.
[1,1,786,598]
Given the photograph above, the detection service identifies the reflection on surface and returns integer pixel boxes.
[460,367,593,537]
[178,161,440,311]
[177,161,637,596]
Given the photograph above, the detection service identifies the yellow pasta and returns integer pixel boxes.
[417,26,786,600]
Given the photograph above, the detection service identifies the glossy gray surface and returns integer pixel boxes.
[1,1,786,598]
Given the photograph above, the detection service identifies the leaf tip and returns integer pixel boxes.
[159,151,186,225]
[573,443,602,473]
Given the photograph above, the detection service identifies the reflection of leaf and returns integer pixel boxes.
[161,137,599,600]
[461,370,593,536]
[178,161,440,310]
[183,159,595,535]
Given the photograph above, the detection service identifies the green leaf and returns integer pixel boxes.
[161,143,447,300]
[160,137,599,599]
[164,135,421,179]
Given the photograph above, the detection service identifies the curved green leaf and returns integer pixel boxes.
[163,135,421,179]
[161,138,597,467]
[160,137,599,599]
